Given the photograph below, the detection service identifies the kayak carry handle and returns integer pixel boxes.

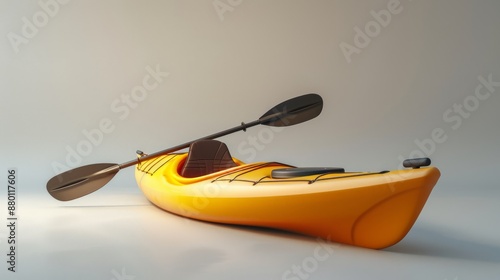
[403,158,431,169]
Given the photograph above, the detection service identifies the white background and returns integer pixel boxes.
[1,0,499,279]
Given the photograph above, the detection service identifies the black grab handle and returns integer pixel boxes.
[403,158,431,169]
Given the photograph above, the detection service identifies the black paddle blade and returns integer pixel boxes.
[46,163,120,201]
[259,93,323,127]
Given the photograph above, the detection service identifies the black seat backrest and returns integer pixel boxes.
[180,140,238,178]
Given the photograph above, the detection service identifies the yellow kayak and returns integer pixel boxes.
[135,140,440,249]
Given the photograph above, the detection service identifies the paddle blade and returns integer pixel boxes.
[47,163,120,201]
[259,93,323,127]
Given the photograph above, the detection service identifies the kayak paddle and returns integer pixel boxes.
[47,93,323,201]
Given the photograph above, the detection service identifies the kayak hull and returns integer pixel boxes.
[135,154,440,249]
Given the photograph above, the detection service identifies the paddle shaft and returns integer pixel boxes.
[119,119,261,169]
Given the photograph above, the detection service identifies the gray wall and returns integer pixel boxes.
[2,0,499,194]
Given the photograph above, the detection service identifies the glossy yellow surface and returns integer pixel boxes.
[135,154,440,249]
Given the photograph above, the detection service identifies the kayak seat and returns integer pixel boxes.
[180,140,238,178]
